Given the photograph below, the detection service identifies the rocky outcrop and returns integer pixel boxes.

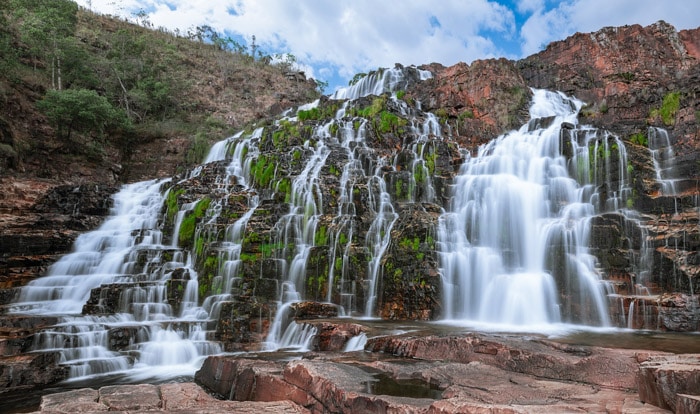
[192,331,678,413]
[0,180,118,296]
[33,382,308,413]
[638,354,700,411]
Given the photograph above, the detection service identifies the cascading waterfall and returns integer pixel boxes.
[9,179,221,380]
[439,89,613,328]
[263,106,329,350]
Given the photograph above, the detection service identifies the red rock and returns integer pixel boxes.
[40,388,107,413]
[676,393,700,414]
[637,354,700,411]
[98,384,162,411]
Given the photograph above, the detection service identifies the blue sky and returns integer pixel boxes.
[77,1,700,93]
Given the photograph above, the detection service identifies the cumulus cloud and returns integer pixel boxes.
[77,0,699,89]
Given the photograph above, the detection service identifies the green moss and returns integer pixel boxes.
[240,252,258,263]
[334,257,343,272]
[314,225,328,246]
[658,91,680,126]
[359,97,386,118]
[395,90,406,100]
[251,154,277,188]
[276,177,292,203]
[434,108,449,123]
[377,111,406,133]
[178,197,211,248]
[414,163,426,184]
[165,188,185,224]
[399,237,420,251]
[329,122,339,136]
[424,148,438,175]
[629,132,648,147]
[458,109,474,121]
[338,233,348,245]
[395,179,403,199]
[260,242,283,258]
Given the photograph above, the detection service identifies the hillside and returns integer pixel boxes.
[0,0,320,184]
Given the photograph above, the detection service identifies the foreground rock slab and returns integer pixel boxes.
[638,354,700,411]
[35,382,308,413]
[193,331,676,413]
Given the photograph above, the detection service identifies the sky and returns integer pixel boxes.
[75,0,700,93]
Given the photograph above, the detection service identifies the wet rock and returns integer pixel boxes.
[194,341,670,414]
[677,394,700,414]
[309,322,367,351]
[638,354,700,411]
[366,333,642,390]
[40,388,107,413]
[657,293,700,331]
[0,352,68,392]
[290,301,339,319]
[98,384,162,411]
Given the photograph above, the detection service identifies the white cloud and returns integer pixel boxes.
[77,0,699,89]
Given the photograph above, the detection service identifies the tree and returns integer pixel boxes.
[37,88,131,142]
[10,0,79,89]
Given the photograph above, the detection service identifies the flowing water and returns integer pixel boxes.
[6,66,696,390]
[439,90,615,328]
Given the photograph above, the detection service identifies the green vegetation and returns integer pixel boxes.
[629,132,648,147]
[650,91,680,126]
[377,111,406,133]
[458,109,474,121]
[178,197,211,248]
[395,90,406,100]
[358,97,386,118]
[0,0,320,174]
[251,154,277,188]
[297,102,340,121]
[314,225,329,246]
[37,88,131,144]
[165,188,185,224]
[399,236,421,251]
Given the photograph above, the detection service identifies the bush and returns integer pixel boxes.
[37,88,131,142]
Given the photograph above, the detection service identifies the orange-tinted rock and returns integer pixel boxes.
[638,354,700,411]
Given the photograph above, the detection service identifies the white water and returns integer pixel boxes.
[263,126,330,350]
[439,89,612,328]
[648,126,680,196]
[331,65,431,101]
[10,179,223,381]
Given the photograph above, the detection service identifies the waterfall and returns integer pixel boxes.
[9,179,222,381]
[648,126,680,196]
[263,114,331,350]
[331,65,432,101]
[439,89,612,328]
